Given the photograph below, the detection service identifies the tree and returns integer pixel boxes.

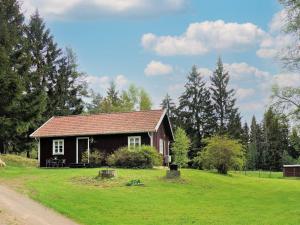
[278,0,300,70]
[171,128,190,167]
[272,85,300,125]
[262,108,289,171]
[139,88,152,110]
[160,93,177,126]
[25,11,62,119]
[289,127,300,159]
[210,57,239,135]
[119,84,139,111]
[198,135,244,174]
[178,65,216,158]
[53,48,87,116]
[0,0,26,153]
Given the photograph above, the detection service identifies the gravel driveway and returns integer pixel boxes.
[0,185,79,225]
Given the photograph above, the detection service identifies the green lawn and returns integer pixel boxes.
[1,166,300,225]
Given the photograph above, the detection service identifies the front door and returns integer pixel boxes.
[76,137,89,163]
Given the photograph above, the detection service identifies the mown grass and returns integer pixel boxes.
[1,164,300,225]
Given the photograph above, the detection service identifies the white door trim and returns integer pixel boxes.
[76,137,90,163]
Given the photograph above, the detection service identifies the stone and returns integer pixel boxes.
[99,169,116,179]
[166,170,180,179]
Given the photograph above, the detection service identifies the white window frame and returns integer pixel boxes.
[52,139,64,155]
[159,139,164,154]
[128,136,141,149]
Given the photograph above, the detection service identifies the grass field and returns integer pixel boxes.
[1,163,300,225]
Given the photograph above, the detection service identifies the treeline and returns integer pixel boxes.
[0,0,87,155]
[87,83,153,113]
[161,60,300,171]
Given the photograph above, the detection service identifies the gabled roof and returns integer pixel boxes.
[30,109,173,138]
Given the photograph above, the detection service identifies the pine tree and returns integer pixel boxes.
[210,57,238,135]
[0,0,26,153]
[289,127,300,159]
[178,65,216,158]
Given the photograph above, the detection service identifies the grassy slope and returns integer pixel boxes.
[1,166,300,225]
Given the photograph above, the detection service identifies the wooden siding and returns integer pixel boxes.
[39,133,150,167]
[153,116,172,160]
[283,166,300,177]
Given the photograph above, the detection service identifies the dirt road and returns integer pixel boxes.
[0,185,79,225]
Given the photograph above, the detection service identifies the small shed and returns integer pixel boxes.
[283,165,300,177]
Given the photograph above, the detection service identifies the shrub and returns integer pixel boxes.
[82,150,106,166]
[0,154,38,167]
[107,145,162,168]
[171,127,190,168]
[195,135,244,174]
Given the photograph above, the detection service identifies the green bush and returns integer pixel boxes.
[107,145,162,168]
[82,150,106,165]
[0,154,38,167]
[195,135,244,174]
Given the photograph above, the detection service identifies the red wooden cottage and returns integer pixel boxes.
[30,109,173,167]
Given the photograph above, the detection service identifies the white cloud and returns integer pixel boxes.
[197,68,212,78]
[85,74,128,93]
[115,74,128,88]
[256,9,296,59]
[272,73,300,88]
[21,0,187,20]
[269,10,287,33]
[236,88,255,99]
[141,20,266,56]
[224,62,271,80]
[144,60,173,76]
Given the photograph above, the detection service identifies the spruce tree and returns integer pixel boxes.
[160,93,177,126]
[210,57,239,135]
[25,11,62,119]
[262,108,289,170]
[0,0,26,153]
[178,65,216,158]
[53,48,87,116]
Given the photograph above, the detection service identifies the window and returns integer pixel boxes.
[128,136,141,149]
[159,139,164,154]
[53,139,64,155]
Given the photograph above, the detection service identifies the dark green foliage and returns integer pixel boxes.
[288,127,300,158]
[178,65,216,158]
[210,58,240,137]
[160,93,177,127]
[261,108,289,171]
[107,145,162,168]
[53,48,87,116]
[0,0,26,153]
[0,3,88,155]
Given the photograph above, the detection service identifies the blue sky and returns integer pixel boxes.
[22,0,299,124]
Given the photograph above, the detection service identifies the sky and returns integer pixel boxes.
[21,0,299,124]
